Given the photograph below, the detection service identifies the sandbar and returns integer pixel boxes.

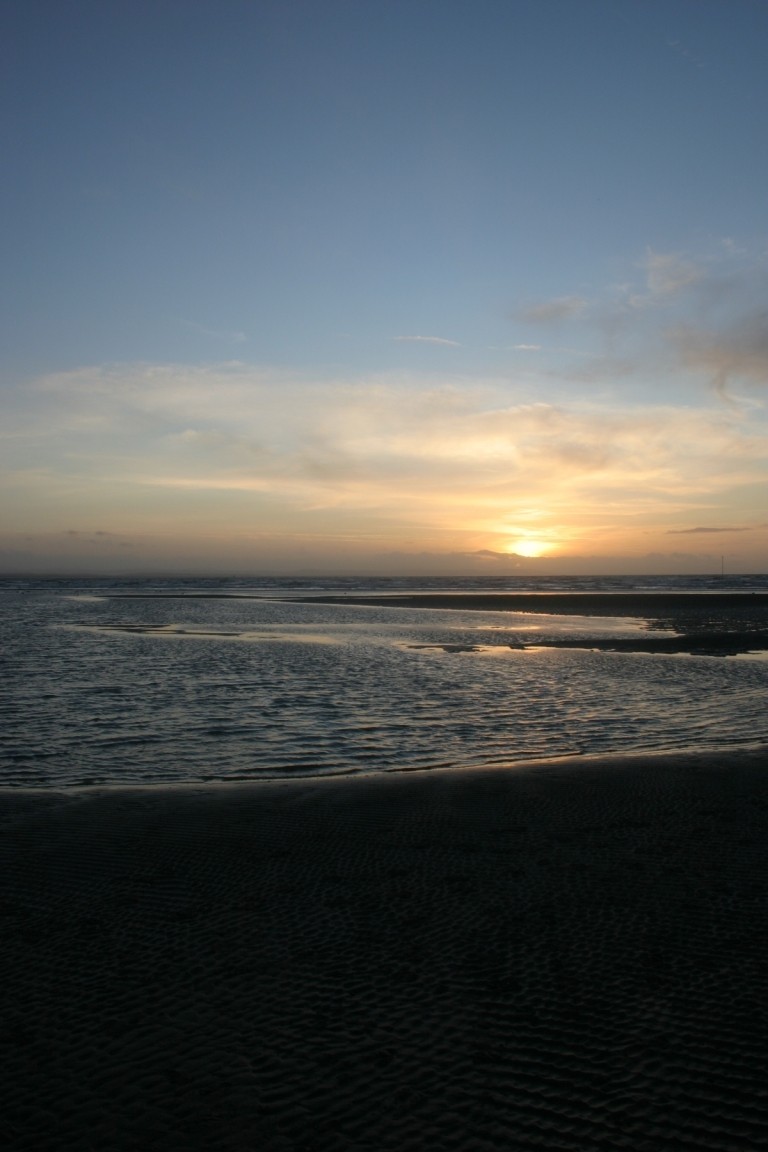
[283,592,768,654]
[278,591,768,618]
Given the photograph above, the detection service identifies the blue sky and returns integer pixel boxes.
[2,0,768,574]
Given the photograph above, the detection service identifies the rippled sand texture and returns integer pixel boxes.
[2,751,768,1151]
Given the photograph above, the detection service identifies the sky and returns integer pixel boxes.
[2,0,768,576]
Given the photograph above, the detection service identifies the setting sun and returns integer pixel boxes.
[510,538,550,558]
[3,3,768,579]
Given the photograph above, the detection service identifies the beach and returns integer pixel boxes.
[3,749,768,1150]
[282,591,768,656]
[282,591,768,620]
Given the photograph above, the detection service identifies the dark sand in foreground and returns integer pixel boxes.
[3,750,768,1150]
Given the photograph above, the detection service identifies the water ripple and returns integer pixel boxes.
[2,583,768,786]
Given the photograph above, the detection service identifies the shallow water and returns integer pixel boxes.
[2,577,768,786]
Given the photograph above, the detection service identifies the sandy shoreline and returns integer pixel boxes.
[3,749,768,1150]
[279,591,768,618]
[282,592,768,654]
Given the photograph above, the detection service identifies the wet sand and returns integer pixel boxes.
[3,749,768,1150]
[283,591,768,655]
[279,591,768,619]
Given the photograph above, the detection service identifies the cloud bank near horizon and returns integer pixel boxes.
[2,243,768,574]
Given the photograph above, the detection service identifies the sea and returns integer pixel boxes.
[2,574,768,788]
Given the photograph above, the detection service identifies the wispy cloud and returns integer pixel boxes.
[393,335,462,347]
[520,297,588,324]
[672,312,768,400]
[6,239,768,571]
[667,523,768,535]
[665,37,706,71]
[643,250,702,298]
[7,362,767,547]
[512,242,768,406]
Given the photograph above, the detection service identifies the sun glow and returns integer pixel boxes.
[509,538,550,558]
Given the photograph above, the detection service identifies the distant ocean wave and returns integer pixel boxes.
[3,572,768,597]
